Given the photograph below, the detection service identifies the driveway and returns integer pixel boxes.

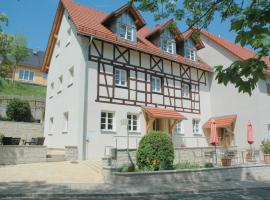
[0,160,104,184]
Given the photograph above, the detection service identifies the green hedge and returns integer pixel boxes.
[6,99,32,122]
[136,131,174,171]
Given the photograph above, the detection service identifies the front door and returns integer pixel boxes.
[153,119,160,131]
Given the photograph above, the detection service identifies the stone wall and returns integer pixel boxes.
[0,145,47,165]
[65,146,78,161]
[110,164,270,185]
[0,121,44,141]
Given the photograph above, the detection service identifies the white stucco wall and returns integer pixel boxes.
[198,34,270,149]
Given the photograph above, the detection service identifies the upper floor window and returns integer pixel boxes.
[120,25,134,41]
[182,83,190,98]
[66,27,71,46]
[151,76,161,93]
[56,40,60,57]
[68,66,74,87]
[173,121,184,134]
[19,69,34,81]
[117,12,136,42]
[185,39,197,61]
[192,119,200,134]
[161,40,176,54]
[115,68,127,87]
[58,75,63,93]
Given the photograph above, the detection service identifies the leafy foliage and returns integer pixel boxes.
[136,131,174,171]
[6,99,32,122]
[132,0,270,95]
[174,162,201,169]
[261,139,270,154]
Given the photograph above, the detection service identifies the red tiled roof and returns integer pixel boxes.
[143,106,187,120]
[203,115,237,129]
[199,29,270,72]
[60,0,211,71]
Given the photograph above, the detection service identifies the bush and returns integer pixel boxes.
[6,99,32,122]
[136,131,174,171]
[118,164,136,172]
[204,162,214,168]
[174,162,201,169]
[261,139,270,154]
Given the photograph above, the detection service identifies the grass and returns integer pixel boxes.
[174,162,202,170]
[0,79,46,98]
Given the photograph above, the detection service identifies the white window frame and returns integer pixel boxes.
[120,24,134,41]
[100,111,115,132]
[58,75,63,93]
[173,121,184,135]
[192,119,201,135]
[182,83,190,98]
[186,47,196,61]
[62,112,69,133]
[115,68,127,87]
[68,66,74,87]
[18,69,35,81]
[151,76,162,93]
[127,114,139,133]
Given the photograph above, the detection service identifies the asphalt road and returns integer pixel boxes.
[1,188,270,200]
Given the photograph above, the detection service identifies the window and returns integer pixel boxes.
[182,83,190,98]
[100,111,115,131]
[56,40,60,57]
[162,40,176,54]
[66,27,71,46]
[127,114,139,132]
[192,119,200,134]
[49,117,54,135]
[18,69,34,81]
[62,112,69,133]
[173,121,184,134]
[266,83,270,96]
[58,75,63,93]
[50,82,54,98]
[68,66,74,86]
[119,24,134,41]
[186,48,196,61]
[115,68,127,87]
[42,72,48,80]
[152,76,162,93]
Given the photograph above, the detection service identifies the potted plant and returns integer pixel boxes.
[261,139,270,164]
[221,149,234,166]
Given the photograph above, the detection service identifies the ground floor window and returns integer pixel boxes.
[100,111,114,131]
[192,119,200,134]
[173,121,184,134]
[19,69,34,81]
[127,114,139,132]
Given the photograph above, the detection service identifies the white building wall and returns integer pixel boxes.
[198,34,270,150]
[44,11,87,155]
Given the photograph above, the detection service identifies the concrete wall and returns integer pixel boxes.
[0,121,43,140]
[0,145,47,165]
[197,34,270,150]
[65,146,78,161]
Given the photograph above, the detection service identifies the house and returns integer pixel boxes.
[42,0,270,160]
[14,48,47,86]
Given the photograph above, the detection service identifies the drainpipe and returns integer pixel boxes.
[82,35,94,160]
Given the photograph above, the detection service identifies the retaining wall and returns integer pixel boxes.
[0,145,47,165]
[65,146,78,161]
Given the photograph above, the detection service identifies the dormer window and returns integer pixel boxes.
[162,40,176,54]
[120,24,134,41]
[185,39,197,61]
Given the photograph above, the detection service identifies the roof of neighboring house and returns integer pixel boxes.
[198,29,270,72]
[143,106,187,120]
[19,49,45,69]
[203,115,237,129]
[42,0,211,72]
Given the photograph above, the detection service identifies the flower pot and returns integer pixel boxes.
[264,154,270,164]
[221,158,232,166]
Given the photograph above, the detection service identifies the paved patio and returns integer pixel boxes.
[0,160,104,184]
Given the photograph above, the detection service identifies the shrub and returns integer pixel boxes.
[136,131,174,171]
[204,162,214,168]
[118,163,136,172]
[174,162,201,169]
[261,139,270,154]
[6,99,32,122]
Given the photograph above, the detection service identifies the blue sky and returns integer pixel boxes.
[1,0,236,51]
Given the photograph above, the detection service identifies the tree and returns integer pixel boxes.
[6,99,32,122]
[10,34,28,83]
[132,0,270,95]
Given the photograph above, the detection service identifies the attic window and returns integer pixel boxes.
[120,24,134,41]
[162,40,176,54]
[185,39,197,61]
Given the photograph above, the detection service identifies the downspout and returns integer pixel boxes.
[82,35,94,160]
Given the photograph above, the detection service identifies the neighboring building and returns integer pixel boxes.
[42,0,270,160]
[14,49,47,86]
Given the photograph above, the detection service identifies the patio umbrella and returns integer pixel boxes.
[209,119,219,164]
[247,121,254,159]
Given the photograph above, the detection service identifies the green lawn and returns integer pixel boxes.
[0,79,47,98]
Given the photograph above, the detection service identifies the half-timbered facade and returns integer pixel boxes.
[43,0,270,160]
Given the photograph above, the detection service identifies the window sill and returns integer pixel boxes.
[115,84,128,89]
[193,133,202,136]
[128,131,141,134]
[152,91,162,95]
[173,133,185,136]
[182,97,191,100]
[101,130,116,134]
[67,82,73,88]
